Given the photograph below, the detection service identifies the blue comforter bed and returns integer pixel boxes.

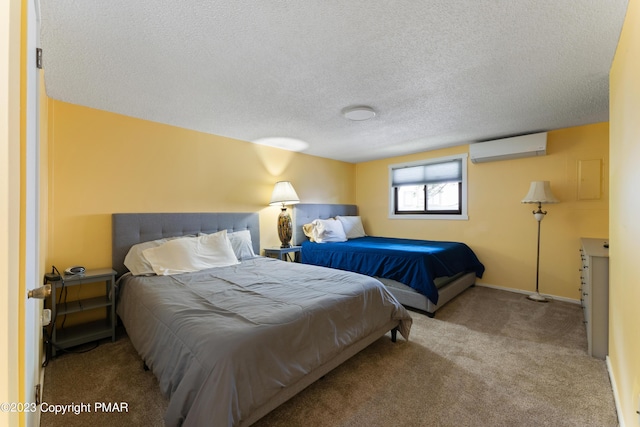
[301,236,485,305]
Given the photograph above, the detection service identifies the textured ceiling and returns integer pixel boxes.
[39,1,628,163]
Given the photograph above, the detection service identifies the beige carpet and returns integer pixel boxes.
[41,286,618,426]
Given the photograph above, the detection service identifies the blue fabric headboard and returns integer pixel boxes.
[112,212,259,278]
[292,204,358,246]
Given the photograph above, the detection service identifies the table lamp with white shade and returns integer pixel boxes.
[269,181,300,248]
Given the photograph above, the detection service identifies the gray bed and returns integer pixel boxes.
[112,212,411,427]
[292,204,478,317]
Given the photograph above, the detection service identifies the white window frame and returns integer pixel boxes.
[388,153,468,220]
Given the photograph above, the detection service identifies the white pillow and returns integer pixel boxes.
[124,237,170,276]
[302,223,318,242]
[124,235,199,275]
[228,230,257,260]
[313,218,347,243]
[336,216,367,239]
[142,230,239,276]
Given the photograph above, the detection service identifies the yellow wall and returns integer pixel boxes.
[18,0,26,419]
[1,0,22,425]
[609,0,640,424]
[355,123,609,300]
[46,98,608,304]
[46,101,355,271]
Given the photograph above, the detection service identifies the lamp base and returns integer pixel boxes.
[527,292,549,303]
[277,207,293,248]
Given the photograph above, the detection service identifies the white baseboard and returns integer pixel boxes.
[606,356,625,427]
[475,282,581,305]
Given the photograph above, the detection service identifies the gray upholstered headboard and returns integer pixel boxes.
[112,212,260,278]
[292,204,358,246]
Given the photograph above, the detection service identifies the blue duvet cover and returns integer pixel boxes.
[301,236,485,305]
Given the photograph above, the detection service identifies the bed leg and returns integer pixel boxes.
[391,328,397,343]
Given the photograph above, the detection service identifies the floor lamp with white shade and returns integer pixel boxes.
[521,181,559,302]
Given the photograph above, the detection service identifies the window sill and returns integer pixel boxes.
[388,214,469,220]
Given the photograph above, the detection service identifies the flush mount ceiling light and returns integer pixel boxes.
[342,106,376,121]
[252,137,309,152]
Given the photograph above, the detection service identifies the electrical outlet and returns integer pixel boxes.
[41,309,51,327]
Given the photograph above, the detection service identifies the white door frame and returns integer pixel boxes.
[25,1,43,426]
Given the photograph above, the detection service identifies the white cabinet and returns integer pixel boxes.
[579,238,609,359]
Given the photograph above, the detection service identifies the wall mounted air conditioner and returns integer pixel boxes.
[469,132,547,163]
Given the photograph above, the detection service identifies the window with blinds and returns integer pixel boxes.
[389,154,468,219]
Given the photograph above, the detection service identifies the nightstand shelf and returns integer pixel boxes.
[57,295,112,315]
[54,318,114,350]
[47,268,117,356]
[264,246,302,262]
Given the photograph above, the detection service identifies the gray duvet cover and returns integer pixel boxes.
[117,256,411,426]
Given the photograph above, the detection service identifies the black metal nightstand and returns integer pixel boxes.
[47,268,117,356]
